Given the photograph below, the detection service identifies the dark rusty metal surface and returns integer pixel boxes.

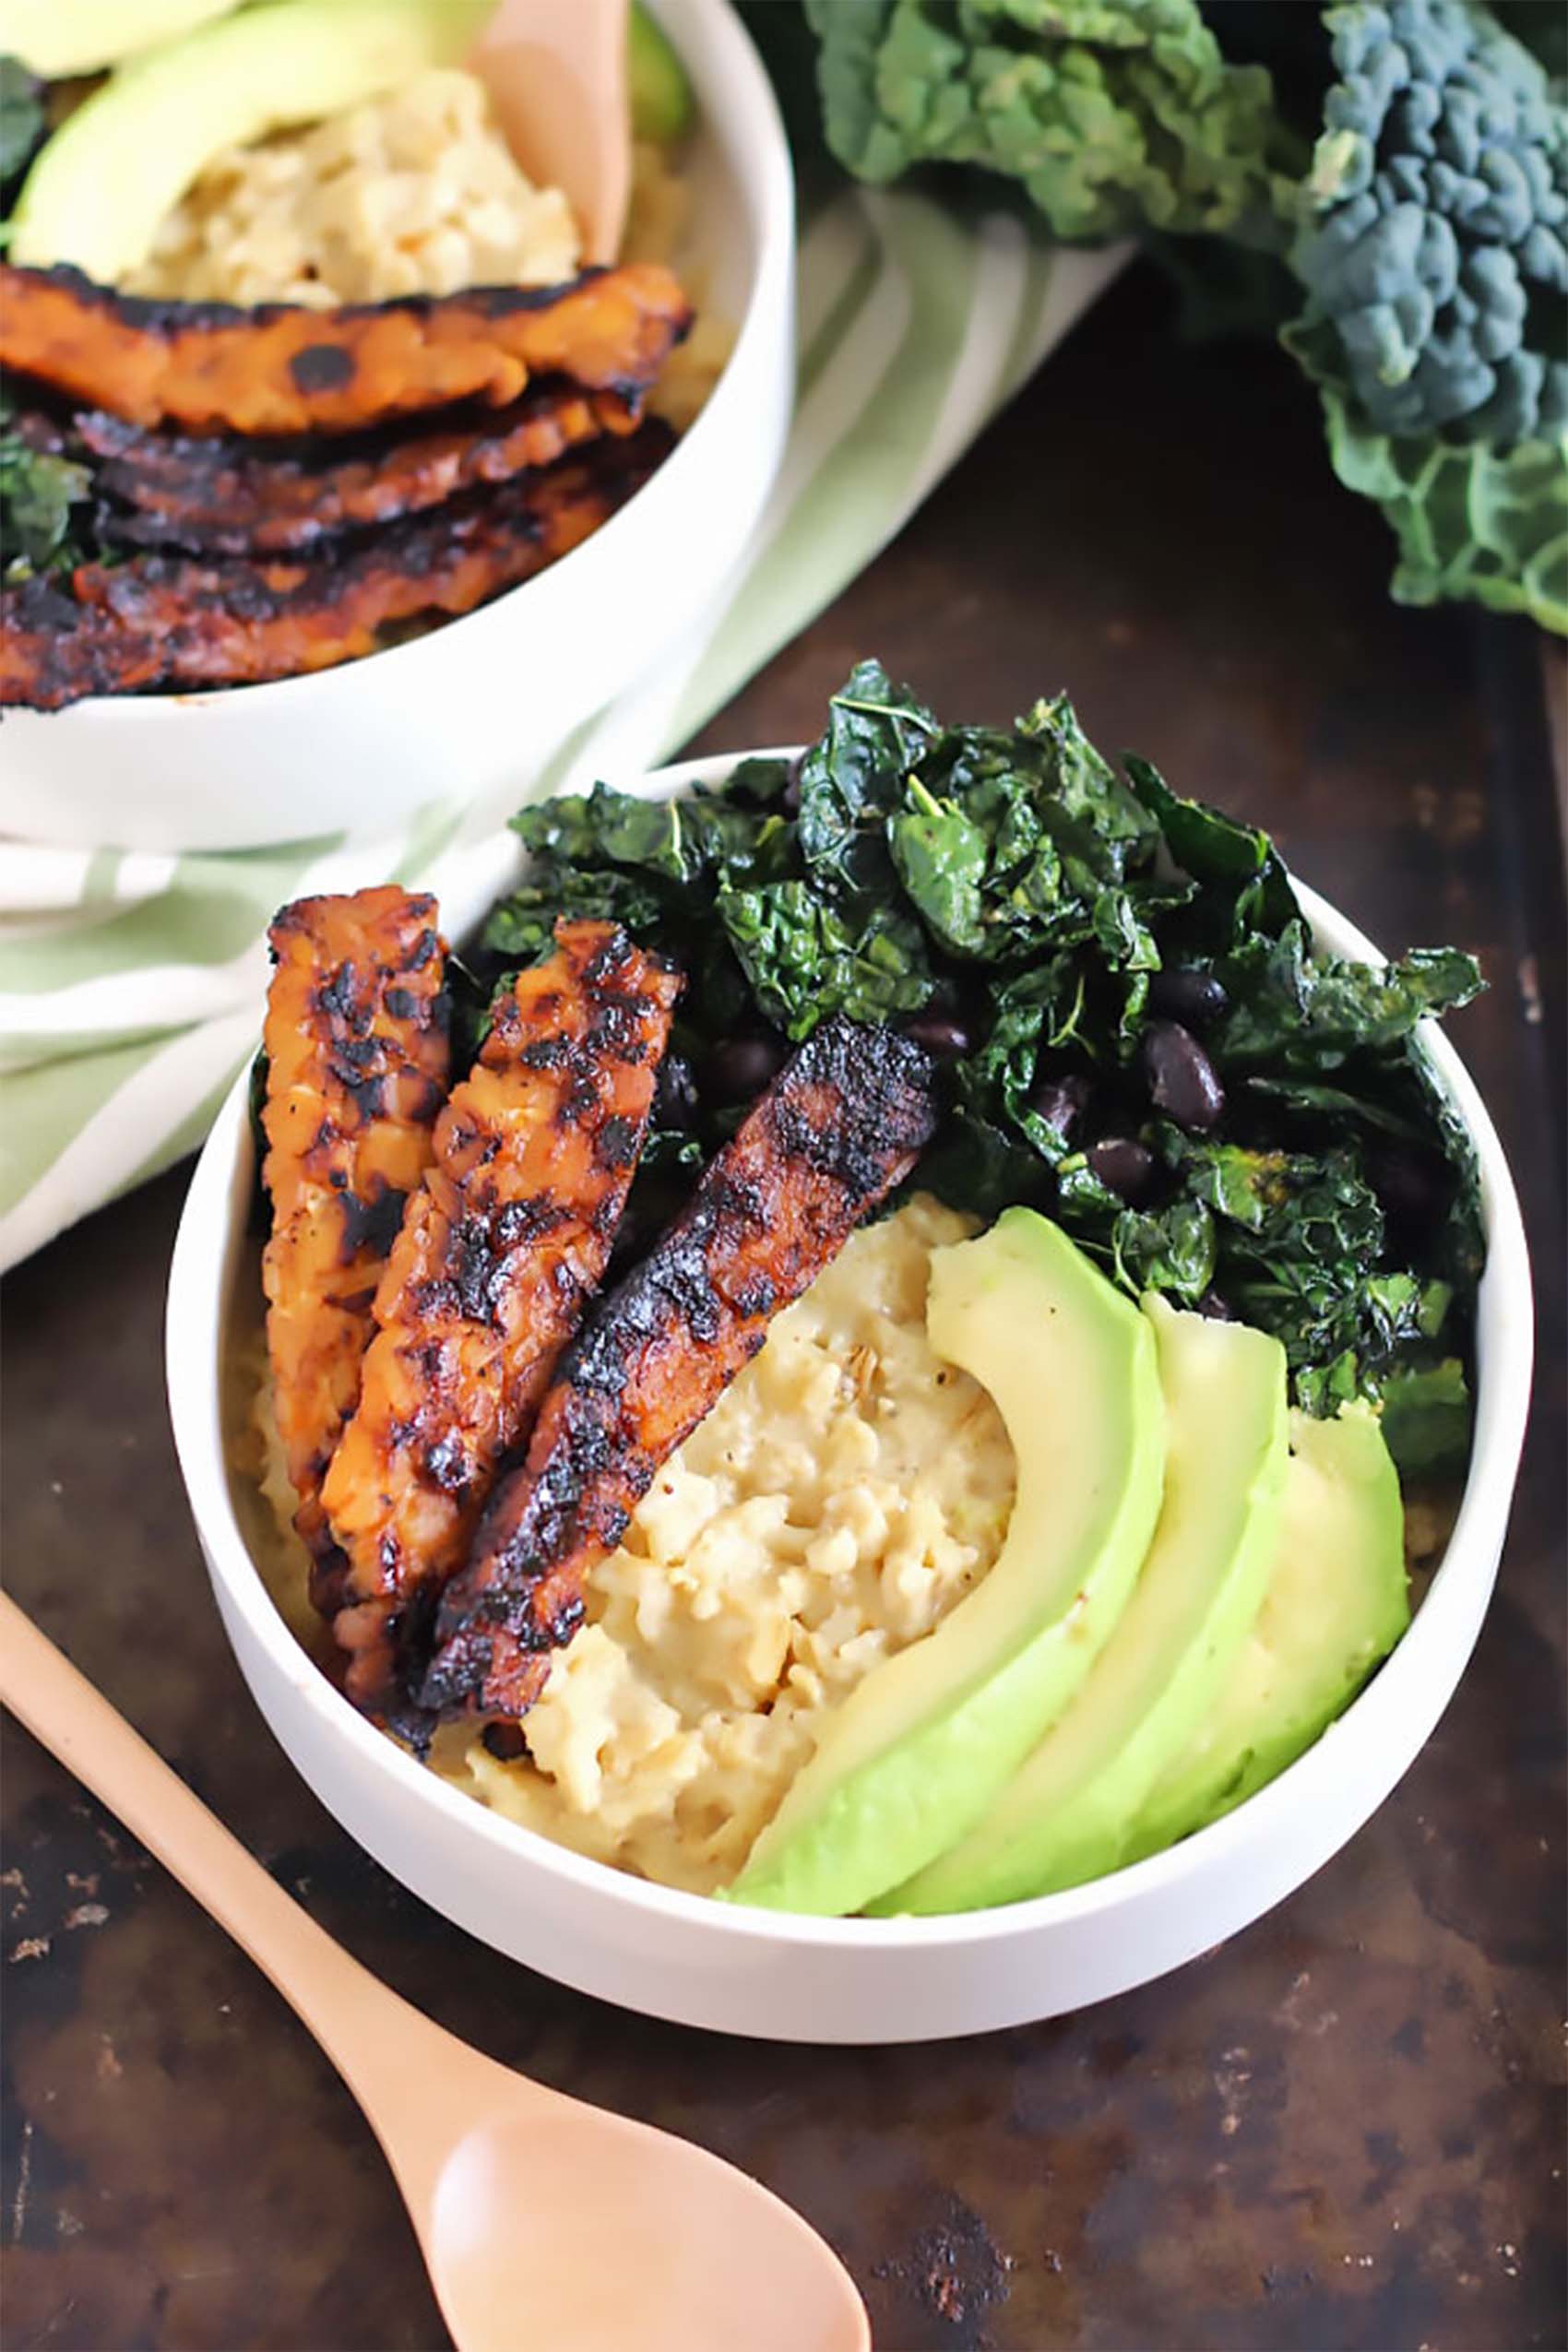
[3,266,1563,2352]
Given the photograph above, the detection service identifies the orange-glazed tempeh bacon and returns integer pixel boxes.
[418,1017,939,1724]
[319,920,682,1714]
[0,425,671,710]
[0,260,691,435]
[260,886,450,1596]
[79,381,644,555]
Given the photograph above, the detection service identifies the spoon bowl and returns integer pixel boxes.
[426,2091,868,2352]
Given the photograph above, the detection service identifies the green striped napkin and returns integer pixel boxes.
[0,193,1123,1270]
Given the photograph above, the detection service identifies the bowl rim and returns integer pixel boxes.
[43,0,793,725]
[167,746,1535,1948]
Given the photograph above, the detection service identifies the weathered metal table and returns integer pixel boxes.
[5,267,1563,2352]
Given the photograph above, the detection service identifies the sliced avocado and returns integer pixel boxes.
[629,3,693,143]
[879,1298,1289,1914]
[10,0,493,282]
[0,0,241,79]
[722,1210,1166,1918]
[1126,1404,1408,1858]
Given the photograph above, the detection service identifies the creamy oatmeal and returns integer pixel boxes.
[127,68,579,307]
[247,1196,1017,1895]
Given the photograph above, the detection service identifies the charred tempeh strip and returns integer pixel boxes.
[419,1018,939,1722]
[320,921,682,1713]
[0,260,691,435]
[0,425,671,709]
[80,382,642,554]
[261,886,450,1604]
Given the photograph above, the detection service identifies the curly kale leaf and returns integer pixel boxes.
[795,658,937,886]
[1214,921,1482,1069]
[508,776,787,889]
[802,0,1300,245]
[481,863,669,971]
[887,695,1162,967]
[0,397,94,586]
[1314,374,1568,628]
[484,664,1487,1462]
[1123,752,1298,940]
[719,880,933,1037]
[1286,0,1568,445]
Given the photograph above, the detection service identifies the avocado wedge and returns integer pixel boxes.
[0,0,240,79]
[722,1210,1166,1918]
[10,0,493,282]
[878,1296,1289,1914]
[1126,1404,1408,1858]
[630,3,694,143]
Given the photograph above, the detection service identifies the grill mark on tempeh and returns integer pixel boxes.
[0,260,691,434]
[319,920,682,1714]
[77,381,642,554]
[0,424,671,708]
[260,886,451,1610]
[418,1018,939,1722]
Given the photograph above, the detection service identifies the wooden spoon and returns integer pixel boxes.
[471,0,633,265]
[0,1595,870,2352]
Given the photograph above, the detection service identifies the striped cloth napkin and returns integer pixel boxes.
[0,192,1124,1271]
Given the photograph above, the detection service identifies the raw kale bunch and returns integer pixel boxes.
[1285,0,1568,626]
[1288,0,1566,443]
[482,662,1485,1470]
[795,0,1567,631]
[802,0,1298,244]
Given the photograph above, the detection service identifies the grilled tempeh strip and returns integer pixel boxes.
[320,920,682,1713]
[261,887,450,1596]
[418,1018,939,1722]
[80,382,643,555]
[0,261,691,435]
[0,425,671,709]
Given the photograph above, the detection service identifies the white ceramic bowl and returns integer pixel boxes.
[0,0,793,855]
[166,752,1534,2042]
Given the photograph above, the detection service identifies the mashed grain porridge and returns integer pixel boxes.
[249,1196,1016,1895]
[127,68,580,306]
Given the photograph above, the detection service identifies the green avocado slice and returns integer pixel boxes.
[1125,1403,1409,1858]
[629,3,693,143]
[877,1296,1289,1914]
[0,0,241,79]
[721,1209,1167,1918]
[10,0,494,282]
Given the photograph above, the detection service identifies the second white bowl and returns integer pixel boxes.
[0,0,794,853]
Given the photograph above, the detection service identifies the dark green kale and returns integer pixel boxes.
[483,663,1485,1471]
[1215,925,1482,1068]
[0,396,94,586]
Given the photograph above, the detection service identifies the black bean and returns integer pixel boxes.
[481,1722,528,1761]
[782,757,803,817]
[1087,1136,1157,1204]
[1028,1071,1091,1138]
[654,1052,700,1131]
[903,1011,973,1060]
[704,1033,785,1105]
[1148,966,1229,1028]
[1369,1144,1443,1229]
[1143,1019,1225,1133]
[1195,1290,1236,1321]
